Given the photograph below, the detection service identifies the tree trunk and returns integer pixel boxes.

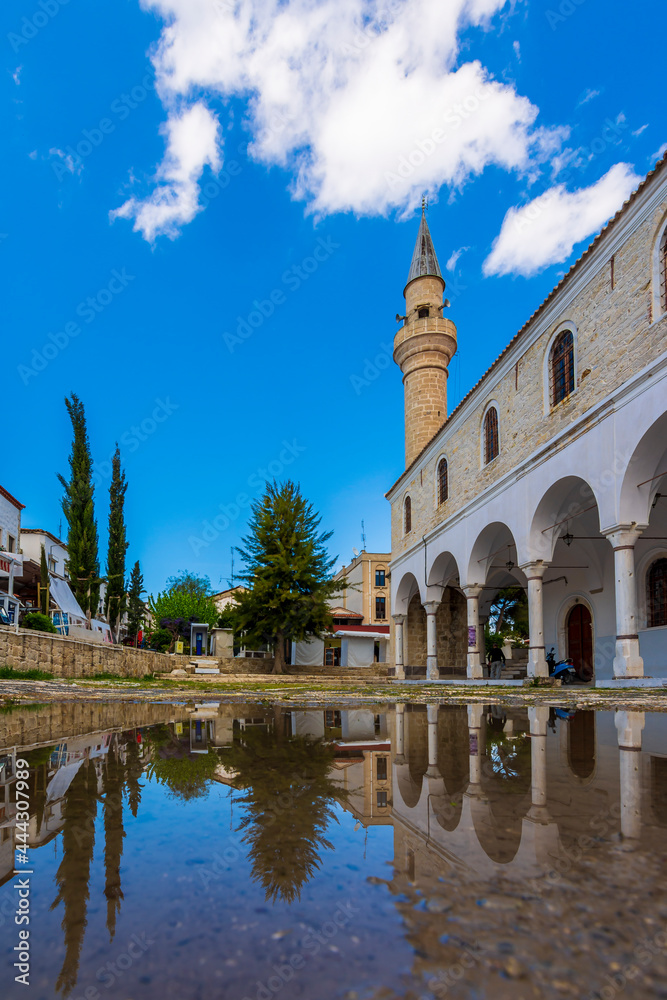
[273,632,285,674]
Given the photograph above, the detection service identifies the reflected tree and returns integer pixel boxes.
[51,757,99,996]
[226,725,342,904]
[103,740,125,940]
[122,732,144,817]
[144,725,220,801]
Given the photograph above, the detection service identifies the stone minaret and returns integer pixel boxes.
[394,203,457,467]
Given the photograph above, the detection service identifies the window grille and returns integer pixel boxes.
[661,230,667,314]
[404,496,412,533]
[483,408,499,464]
[375,596,386,619]
[550,330,575,407]
[438,458,448,504]
[647,558,667,627]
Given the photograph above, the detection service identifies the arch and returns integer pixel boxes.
[530,475,602,563]
[556,594,596,674]
[619,411,667,527]
[404,495,412,534]
[395,762,423,810]
[467,521,520,587]
[482,403,500,465]
[566,602,594,679]
[393,571,423,615]
[549,329,575,408]
[542,321,578,413]
[651,211,667,322]
[427,550,460,592]
[437,456,449,505]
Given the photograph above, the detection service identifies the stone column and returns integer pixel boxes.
[394,702,406,765]
[615,710,645,846]
[462,586,484,680]
[528,706,549,815]
[423,601,440,680]
[467,704,484,786]
[426,703,439,777]
[602,526,646,678]
[520,561,549,678]
[392,614,406,680]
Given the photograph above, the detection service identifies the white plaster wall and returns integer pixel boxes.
[0,497,20,551]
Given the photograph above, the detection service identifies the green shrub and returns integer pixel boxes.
[21,613,57,634]
[148,628,173,653]
[0,666,53,680]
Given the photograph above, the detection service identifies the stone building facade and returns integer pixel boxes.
[388,155,667,681]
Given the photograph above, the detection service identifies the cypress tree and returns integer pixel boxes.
[58,394,101,621]
[39,544,49,615]
[126,561,145,645]
[105,445,128,642]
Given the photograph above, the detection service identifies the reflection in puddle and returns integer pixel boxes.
[0,701,666,999]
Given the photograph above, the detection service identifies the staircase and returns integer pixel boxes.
[500,647,528,681]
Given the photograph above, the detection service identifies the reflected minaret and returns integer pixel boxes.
[615,710,645,848]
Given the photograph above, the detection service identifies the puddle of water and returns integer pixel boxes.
[0,701,666,1000]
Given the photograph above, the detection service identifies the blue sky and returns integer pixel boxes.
[4,0,666,596]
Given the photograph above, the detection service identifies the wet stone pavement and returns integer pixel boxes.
[0,700,666,1000]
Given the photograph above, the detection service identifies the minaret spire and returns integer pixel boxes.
[393,208,458,467]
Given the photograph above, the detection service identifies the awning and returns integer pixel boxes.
[48,574,86,619]
[46,759,84,803]
[0,553,23,576]
[334,630,390,640]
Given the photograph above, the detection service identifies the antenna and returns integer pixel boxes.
[228,548,235,588]
[361,520,366,551]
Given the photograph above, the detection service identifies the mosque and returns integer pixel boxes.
[388,155,667,682]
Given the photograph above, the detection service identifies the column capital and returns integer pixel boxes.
[528,705,549,736]
[519,560,548,580]
[422,600,440,614]
[615,710,645,749]
[392,613,407,624]
[601,524,648,548]
[461,585,484,599]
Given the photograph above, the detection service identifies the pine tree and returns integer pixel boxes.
[105,445,128,642]
[234,481,346,674]
[126,561,145,645]
[39,544,49,615]
[58,394,102,621]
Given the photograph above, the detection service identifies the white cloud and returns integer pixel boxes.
[115,0,569,239]
[577,87,600,107]
[111,102,221,241]
[49,148,82,176]
[651,142,667,163]
[632,124,648,137]
[12,66,21,85]
[512,40,520,60]
[483,162,641,277]
[446,245,470,271]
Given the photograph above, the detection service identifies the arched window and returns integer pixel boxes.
[660,229,667,315]
[437,458,448,504]
[550,330,575,407]
[404,496,412,534]
[647,558,667,627]
[483,407,499,464]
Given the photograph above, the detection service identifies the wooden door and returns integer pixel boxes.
[567,604,593,676]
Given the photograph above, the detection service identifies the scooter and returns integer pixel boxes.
[546,647,578,684]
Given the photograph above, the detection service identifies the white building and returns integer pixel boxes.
[388,156,667,683]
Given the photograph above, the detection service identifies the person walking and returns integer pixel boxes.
[487,643,506,680]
